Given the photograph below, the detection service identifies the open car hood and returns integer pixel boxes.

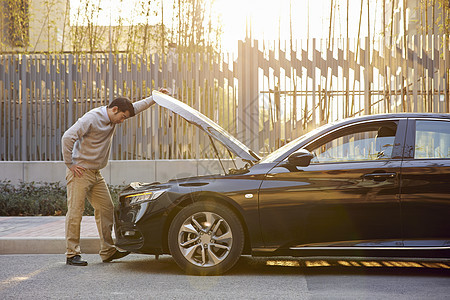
[152,91,260,162]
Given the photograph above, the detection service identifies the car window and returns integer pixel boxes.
[307,122,397,164]
[257,123,334,164]
[415,120,450,159]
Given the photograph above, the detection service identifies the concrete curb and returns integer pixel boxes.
[0,237,100,254]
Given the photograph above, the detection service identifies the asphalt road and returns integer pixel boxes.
[1,254,449,299]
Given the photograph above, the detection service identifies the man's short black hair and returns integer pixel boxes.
[109,97,135,117]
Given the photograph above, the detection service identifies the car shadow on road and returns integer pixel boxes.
[117,255,450,277]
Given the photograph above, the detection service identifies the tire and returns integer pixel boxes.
[168,201,244,275]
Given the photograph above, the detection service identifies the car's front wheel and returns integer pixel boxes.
[168,201,244,275]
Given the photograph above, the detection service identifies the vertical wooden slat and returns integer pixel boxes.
[405,36,412,112]
[437,37,443,113]
[199,53,207,157]
[431,35,438,112]
[7,55,11,160]
[51,54,57,160]
[133,55,138,159]
[383,40,389,113]
[119,54,125,159]
[152,54,160,160]
[88,55,93,112]
[8,56,12,160]
[363,37,370,115]
[30,56,35,161]
[67,54,73,134]
[163,53,169,159]
[0,56,5,160]
[136,55,143,159]
[169,53,174,159]
[111,54,119,160]
[57,55,63,161]
[61,55,67,158]
[179,54,184,159]
[12,55,17,160]
[433,37,439,112]
[43,55,48,161]
[51,55,56,161]
[148,54,155,159]
[418,35,424,112]
[413,36,419,112]
[40,55,44,161]
[74,55,79,123]
[400,36,406,112]
[194,53,200,159]
[311,39,317,126]
[21,55,27,160]
[426,35,431,112]
[53,55,58,161]
[252,40,260,152]
[393,40,398,113]
[35,56,40,159]
[142,54,148,159]
[443,35,448,113]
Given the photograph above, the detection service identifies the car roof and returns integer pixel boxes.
[329,113,449,127]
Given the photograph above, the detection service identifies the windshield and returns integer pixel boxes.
[258,124,333,164]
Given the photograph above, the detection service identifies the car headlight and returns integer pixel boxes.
[125,189,167,206]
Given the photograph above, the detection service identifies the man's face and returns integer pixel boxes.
[110,107,131,124]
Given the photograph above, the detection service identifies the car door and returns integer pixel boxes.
[258,119,407,249]
[400,118,450,247]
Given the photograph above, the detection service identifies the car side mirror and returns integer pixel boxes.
[288,149,313,167]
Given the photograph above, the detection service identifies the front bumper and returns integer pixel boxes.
[114,190,177,254]
[114,207,145,252]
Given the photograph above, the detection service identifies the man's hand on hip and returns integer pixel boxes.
[69,164,86,177]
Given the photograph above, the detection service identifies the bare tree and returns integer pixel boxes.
[417,0,449,35]
[171,0,222,55]
[3,0,30,50]
[71,0,105,54]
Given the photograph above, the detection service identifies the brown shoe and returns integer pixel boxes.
[66,255,88,266]
[102,250,130,263]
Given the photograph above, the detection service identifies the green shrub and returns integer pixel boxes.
[0,180,123,216]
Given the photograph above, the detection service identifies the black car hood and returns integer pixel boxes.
[152,91,260,163]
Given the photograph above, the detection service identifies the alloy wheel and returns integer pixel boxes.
[177,211,233,267]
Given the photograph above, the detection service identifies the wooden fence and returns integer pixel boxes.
[1,35,449,161]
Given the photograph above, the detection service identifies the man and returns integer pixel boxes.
[62,89,168,266]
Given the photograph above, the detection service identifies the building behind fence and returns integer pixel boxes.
[1,36,449,162]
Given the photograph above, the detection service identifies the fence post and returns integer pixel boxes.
[364,37,371,115]
[237,38,260,151]
[445,34,449,112]
[21,55,27,161]
[68,54,73,126]
[237,40,245,144]
[108,53,113,104]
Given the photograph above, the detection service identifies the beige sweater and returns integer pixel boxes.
[61,96,155,170]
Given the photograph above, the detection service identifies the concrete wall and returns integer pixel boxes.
[0,160,242,186]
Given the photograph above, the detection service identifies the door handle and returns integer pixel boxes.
[363,172,397,181]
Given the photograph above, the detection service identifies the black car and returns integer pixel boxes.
[114,91,450,275]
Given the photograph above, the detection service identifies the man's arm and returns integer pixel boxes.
[133,88,169,115]
[132,96,155,115]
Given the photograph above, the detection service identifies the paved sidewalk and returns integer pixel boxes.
[0,216,101,254]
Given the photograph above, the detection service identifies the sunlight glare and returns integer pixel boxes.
[215,0,326,53]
